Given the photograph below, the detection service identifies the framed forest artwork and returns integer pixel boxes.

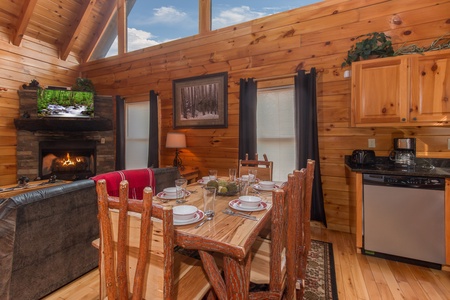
[172,72,228,129]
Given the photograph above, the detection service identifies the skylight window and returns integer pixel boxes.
[96,0,322,60]
[212,1,321,30]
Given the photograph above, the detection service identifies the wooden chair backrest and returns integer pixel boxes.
[285,169,306,300]
[238,153,273,181]
[249,160,314,299]
[249,174,295,300]
[303,159,315,253]
[296,159,315,299]
[96,179,174,300]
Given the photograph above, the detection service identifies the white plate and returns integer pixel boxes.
[228,199,268,212]
[157,190,191,200]
[253,184,279,191]
[174,210,204,225]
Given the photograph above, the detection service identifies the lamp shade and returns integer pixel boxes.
[166,132,186,148]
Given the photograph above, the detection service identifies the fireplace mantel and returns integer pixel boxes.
[14,117,113,132]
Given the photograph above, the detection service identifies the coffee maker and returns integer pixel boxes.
[389,138,416,167]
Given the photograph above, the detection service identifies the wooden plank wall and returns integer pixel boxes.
[1,0,449,232]
[0,27,80,185]
[81,0,450,232]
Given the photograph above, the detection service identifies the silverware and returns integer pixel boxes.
[195,212,214,228]
[223,208,259,221]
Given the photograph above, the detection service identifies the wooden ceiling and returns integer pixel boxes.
[1,0,118,63]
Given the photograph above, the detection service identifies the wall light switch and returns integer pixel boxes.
[101,137,106,144]
[368,138,376,148]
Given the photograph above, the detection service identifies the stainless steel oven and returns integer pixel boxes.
[363,173,445,268]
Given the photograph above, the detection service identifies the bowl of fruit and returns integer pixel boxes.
[206,179,241,196]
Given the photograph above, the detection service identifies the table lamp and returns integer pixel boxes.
[166,132,186,169]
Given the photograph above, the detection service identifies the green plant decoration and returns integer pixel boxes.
[341,32,395,68]
[72,77,96,94]
[394,33,450,55]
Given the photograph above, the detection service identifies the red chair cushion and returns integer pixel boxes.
[91,168,156,200]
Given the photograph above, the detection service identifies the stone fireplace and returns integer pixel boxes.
[39,140,96,180]
[15,91,116,181]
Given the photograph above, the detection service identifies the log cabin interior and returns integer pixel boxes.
[1,0,450,299]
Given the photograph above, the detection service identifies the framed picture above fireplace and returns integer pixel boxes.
[37,88,94,118]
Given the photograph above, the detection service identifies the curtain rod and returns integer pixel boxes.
[254,73,297,82]
[254,68,320,82]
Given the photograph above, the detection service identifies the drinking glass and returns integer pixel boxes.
[229,168,237,182]
[248,169,257,185]
[203,186,216,218]
[175,178,187,204]
[208,169,218,181]
[239,180,250,196]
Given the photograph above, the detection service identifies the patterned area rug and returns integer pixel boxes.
[249,239,338,299]
[177,239,338,299]
[304,240,338,300]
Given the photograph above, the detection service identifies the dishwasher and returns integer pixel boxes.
[363,173,446,268]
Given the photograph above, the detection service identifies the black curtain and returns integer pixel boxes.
[115,95,125,170]
[147,90,159,167]
[294,68,327,226]
[238,78,257,160]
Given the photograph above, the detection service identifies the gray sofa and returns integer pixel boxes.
[0,167,180,300]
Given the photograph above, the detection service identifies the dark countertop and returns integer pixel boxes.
[345,155,450,178]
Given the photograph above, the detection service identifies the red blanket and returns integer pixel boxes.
[92,168,156,200]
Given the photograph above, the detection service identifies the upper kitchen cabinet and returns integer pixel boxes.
[351,49,450,127]
[410,49,450,124]
[351,56,409,126]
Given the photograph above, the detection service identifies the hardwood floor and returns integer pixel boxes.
[44,225,450,300]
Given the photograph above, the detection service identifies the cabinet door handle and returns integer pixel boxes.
[401,118,406,122]
[412,117,417,121]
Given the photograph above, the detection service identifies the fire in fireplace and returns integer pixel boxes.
[39,140,96,180]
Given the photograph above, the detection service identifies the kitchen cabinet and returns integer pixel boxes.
[351,49,450,127]
[351,56,409,126]
[411,50,450,123]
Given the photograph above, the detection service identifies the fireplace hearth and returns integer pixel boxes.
[39,141,96,180]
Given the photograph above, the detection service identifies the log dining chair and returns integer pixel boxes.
[296,159,316,299]
[238,153,274,181]
[249,159,316,299]
[249,168,307,299]
[93,179,213,300]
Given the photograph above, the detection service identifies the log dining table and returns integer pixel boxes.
[156,181,273,300]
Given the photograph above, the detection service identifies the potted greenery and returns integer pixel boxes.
[341,32,395,67]
[72,77,96,94]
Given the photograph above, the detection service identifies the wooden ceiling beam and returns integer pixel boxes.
[12,0,38,46]
[199,0,211,35]
[60,0,98,61]
[117,0,127,55]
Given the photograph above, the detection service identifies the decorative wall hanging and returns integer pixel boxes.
[172,72,228,129]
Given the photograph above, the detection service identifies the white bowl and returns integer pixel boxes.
[163,187,177,197]
[173,205,198,221]
[238,195,262,208]
[259,181,275,189]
